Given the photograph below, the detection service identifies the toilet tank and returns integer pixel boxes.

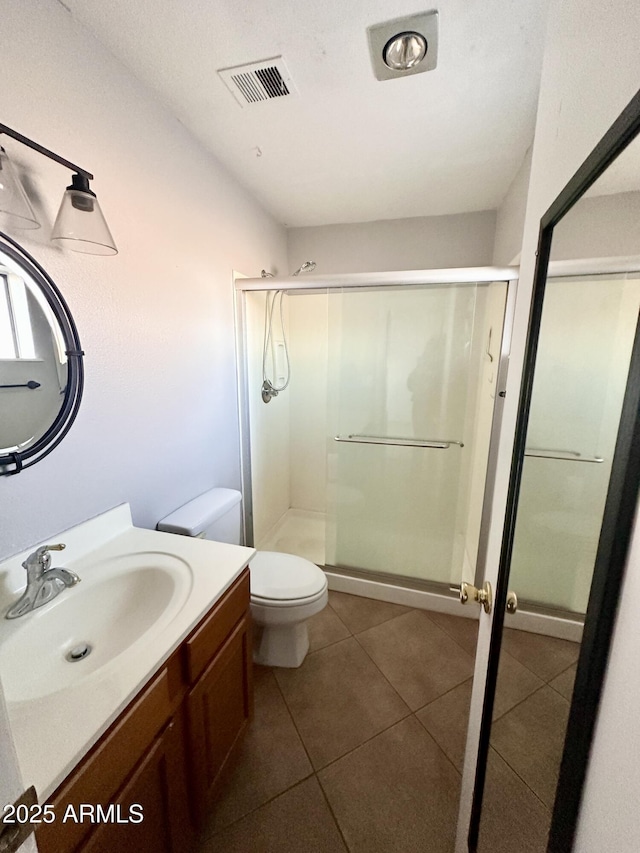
[157,488,243,545]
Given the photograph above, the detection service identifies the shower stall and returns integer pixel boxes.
[235,267,516,608]
[235,262,640,633]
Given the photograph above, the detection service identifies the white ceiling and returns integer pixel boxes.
[61,0,549,227]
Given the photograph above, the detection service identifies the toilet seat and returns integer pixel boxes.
[249,551,327,603]
[251,585,327,608]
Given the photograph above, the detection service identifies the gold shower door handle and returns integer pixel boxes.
[452,581,493,614]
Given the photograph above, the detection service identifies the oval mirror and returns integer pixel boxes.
[0,233,83,474]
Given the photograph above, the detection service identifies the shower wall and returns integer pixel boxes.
[288,293,328,514]
[244,291,291,544]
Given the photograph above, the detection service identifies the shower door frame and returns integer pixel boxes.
[234,265,519,600]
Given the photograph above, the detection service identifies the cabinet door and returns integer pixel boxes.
[80,715,194,853]
[187,614,252,824]
[37,667,175,853]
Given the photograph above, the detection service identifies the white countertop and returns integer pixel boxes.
[0,504,255,801]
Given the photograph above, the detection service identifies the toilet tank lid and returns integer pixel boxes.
[157,488,242,537]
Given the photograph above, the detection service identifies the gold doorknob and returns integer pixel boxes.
[455,581,493,615]
[506,591,518,614]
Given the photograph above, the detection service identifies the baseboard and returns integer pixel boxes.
[504,609,583,642]
[324,570,584,642]
[325,570,477,620]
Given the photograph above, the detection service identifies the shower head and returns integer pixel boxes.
[292,260,316,276]
[260,261,316,278]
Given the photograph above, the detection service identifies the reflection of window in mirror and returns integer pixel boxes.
[478,136,640,851]
[0,255,69,454]
[0,270,36,359]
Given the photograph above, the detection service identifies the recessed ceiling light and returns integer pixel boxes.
[367,11,438,82]
[383,32,428,71]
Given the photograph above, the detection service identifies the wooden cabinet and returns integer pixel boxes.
[36,568,252,853]
[187,614,252,824]
[81,715,192,853]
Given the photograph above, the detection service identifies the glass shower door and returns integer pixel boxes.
[326,282,484,586]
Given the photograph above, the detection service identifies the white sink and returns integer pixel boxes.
[0,551,193,703]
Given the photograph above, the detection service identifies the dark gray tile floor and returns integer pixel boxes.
[196,592,580,853]
[274,636,410,769]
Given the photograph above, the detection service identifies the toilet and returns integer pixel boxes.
[157,488,328,668]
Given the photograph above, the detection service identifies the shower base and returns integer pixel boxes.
[256,509,326,566]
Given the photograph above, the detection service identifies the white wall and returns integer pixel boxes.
[550,190,640,260]
[287,211,497,275]
[475,0,640,848]
[575,507,640,851]
[0,0,287,561]
[494,167,640,267]
[492,147,533,265]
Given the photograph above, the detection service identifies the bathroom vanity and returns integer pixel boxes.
[37,569,251,853]
[0,506,255,853]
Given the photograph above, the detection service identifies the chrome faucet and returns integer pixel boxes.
[5,543,81,620]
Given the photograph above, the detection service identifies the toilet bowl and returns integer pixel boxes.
[157,488,328,668]
[250,550,328,667]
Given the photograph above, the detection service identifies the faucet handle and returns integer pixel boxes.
[32,543,66,563]
[22,543,66,575]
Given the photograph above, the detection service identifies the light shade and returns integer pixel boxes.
[51,174,117,256]
[0,146,40,230]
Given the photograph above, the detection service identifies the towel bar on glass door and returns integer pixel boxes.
[524,447,604,463]
[334,434,464,449]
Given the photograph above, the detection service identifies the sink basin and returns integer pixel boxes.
[0,551,193,703]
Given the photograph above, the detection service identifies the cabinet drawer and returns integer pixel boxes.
[184,568,250,683]
[37,667,173,853]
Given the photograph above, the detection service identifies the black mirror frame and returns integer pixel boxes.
[0,232,84,475]
[469,86,640,852]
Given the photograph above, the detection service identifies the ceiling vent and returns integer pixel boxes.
[218,57,297,107]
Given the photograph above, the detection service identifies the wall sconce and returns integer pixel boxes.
[0,123,117,256]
